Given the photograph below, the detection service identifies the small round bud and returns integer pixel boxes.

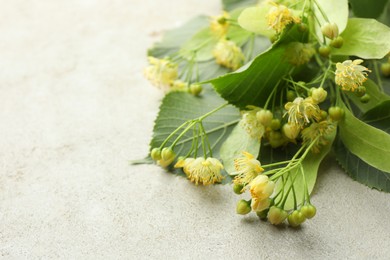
[267,206,288,225]
[321,22,339,40]
[380,63,390,77]
[270,119,281,130]
[311,87,327,104]
[354,86,366,97]
[295,210,306,224]
[288,212,299,227]
[256,110,273,127]
[233,183,244,195]
[236,199,251,215]
[318,46,331,57]
[190,84,203,96]
[151,148,162,161]
[298,23,308,32]
[161,147,175,161]
[330,36,344,48]
[282,123,300,140]
[320,110,328,120]
[328,106,344,121]
[360,94,370,103]
[256,209,269,220]
[269,131,285,148]
[287,90,297,101]
[301,204,317,219]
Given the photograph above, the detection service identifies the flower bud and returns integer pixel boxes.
[320,110,328,120]
[251,198,271,212]
[256,209,269,220]
[296,210,306,224]
[236,199,252,215]
[233,183,244,195]
[282,123,300,140]
[190,84,203,96]
[161,147,175,161]
[321,22,339,40]
[301,204,317,219]
[298,23,308,32]
[151,148,162,161]
[270,119,281,130]
[328,106,344,121]
[256,110,273,127]
[380,63,390,77]
[318,46,331,57]
[355,86,366,97]
[311,87,327,104]
[267,206,288,225]
[269,131,285,148]
[287,90,297,101]
[330,36,344,48]
[288,212,299,227]
[360,94,370,103]
[250,175,275,200]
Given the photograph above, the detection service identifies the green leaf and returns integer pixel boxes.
[149,89,240,163]
[347,79,390,113]
[148,16,209,58]
[350,0,389,19]
[338,104,390,172]
[334,137,390,192]
[262,132,335,210]
[238,6,275,38]
[220,124,261,175]
[331,18,390,59]
[222,0,257,11]
[362,100,390,133]
[314,0,349,38]
[179,28,219,62]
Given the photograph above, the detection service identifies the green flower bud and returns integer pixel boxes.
[161,147,175,161]
[270,119,281,131]
[321,22,339,40]
[236,199,251,215]
[190,84,203,96]
[287,90,297,102]
[288,212,299,227]
[256,209,269,220]
[269,131,285,148]
[233,183,244,195]
[267,206,288,225]
[311,87,327,104]
[256,110,273,127]
[301,204,317,219]
[355,86,366,97]
[295,210,306,224]
[151,148,162,161]
[320,110,328,120]
[381,63,390,77]
[330,36,344,48]
[298,23,308,32]
[282,123,300,140]
[328,106,344,121]
[360,94,370,103]
[318,46,331,58]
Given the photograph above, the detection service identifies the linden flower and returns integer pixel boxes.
[210,11,230,37]
[301,121,336,153]
[233,151,264,186]
[240,106,265,140]
[175,157,224,185]
[284,97,321,127]
[251,197,271,212]
[335,59,371,92]
[285,42,315,66]
[144,56,178,90]
[249,174,275,201]
[266,2,301,33]
[213,39,245,70]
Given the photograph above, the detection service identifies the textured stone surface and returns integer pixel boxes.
[0,0,389,259]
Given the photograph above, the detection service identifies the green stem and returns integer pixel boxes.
[198,102,229,120]
[373,60,384,91]
[159,121,190,149]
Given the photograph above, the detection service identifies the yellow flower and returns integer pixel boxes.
[240,106,265,140]
[213,39,245,70]
[175,157,224,185]
[233,152,264,186]
[266,2,301,33]
[249,174,275,200]
[251,198,271,212]
[144,56,178,90]
[301,121,336,153]
[284,97,321,127]
[210,11,230,37]
[335,59,371,92]
[285,42,315,66]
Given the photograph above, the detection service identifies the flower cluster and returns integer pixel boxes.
[213,39,245,71]
[175,157,224,185]
[144,57,178,91]
[335,59,371,92]
[266,2,301,33]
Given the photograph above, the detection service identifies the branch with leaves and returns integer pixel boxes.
[138,0,390,227]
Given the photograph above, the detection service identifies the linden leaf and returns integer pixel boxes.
[238,6,275,38]
[331,18,390,59]
[349,0,389,19]
[220,124,261,175]
[361,100,390,133]
[338,104,390,173]
[222,0,257,11]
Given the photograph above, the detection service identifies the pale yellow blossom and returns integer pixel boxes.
[144,56,178,90]
[335,59,371,92]
[284,97,321,127]
[175,157,224,185]
[266,2,301,33]
[213,39,245,70]
[233,152,264,186]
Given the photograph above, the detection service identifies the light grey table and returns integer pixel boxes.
[0,0,389,259]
